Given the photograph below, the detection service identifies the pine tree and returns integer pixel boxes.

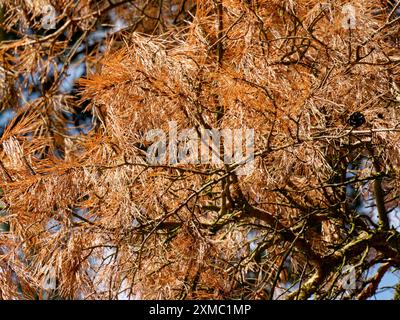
[0,0,399,300]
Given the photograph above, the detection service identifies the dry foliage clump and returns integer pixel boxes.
[0,0,400,299]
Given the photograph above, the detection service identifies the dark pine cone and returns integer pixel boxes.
[348,112,365,128]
